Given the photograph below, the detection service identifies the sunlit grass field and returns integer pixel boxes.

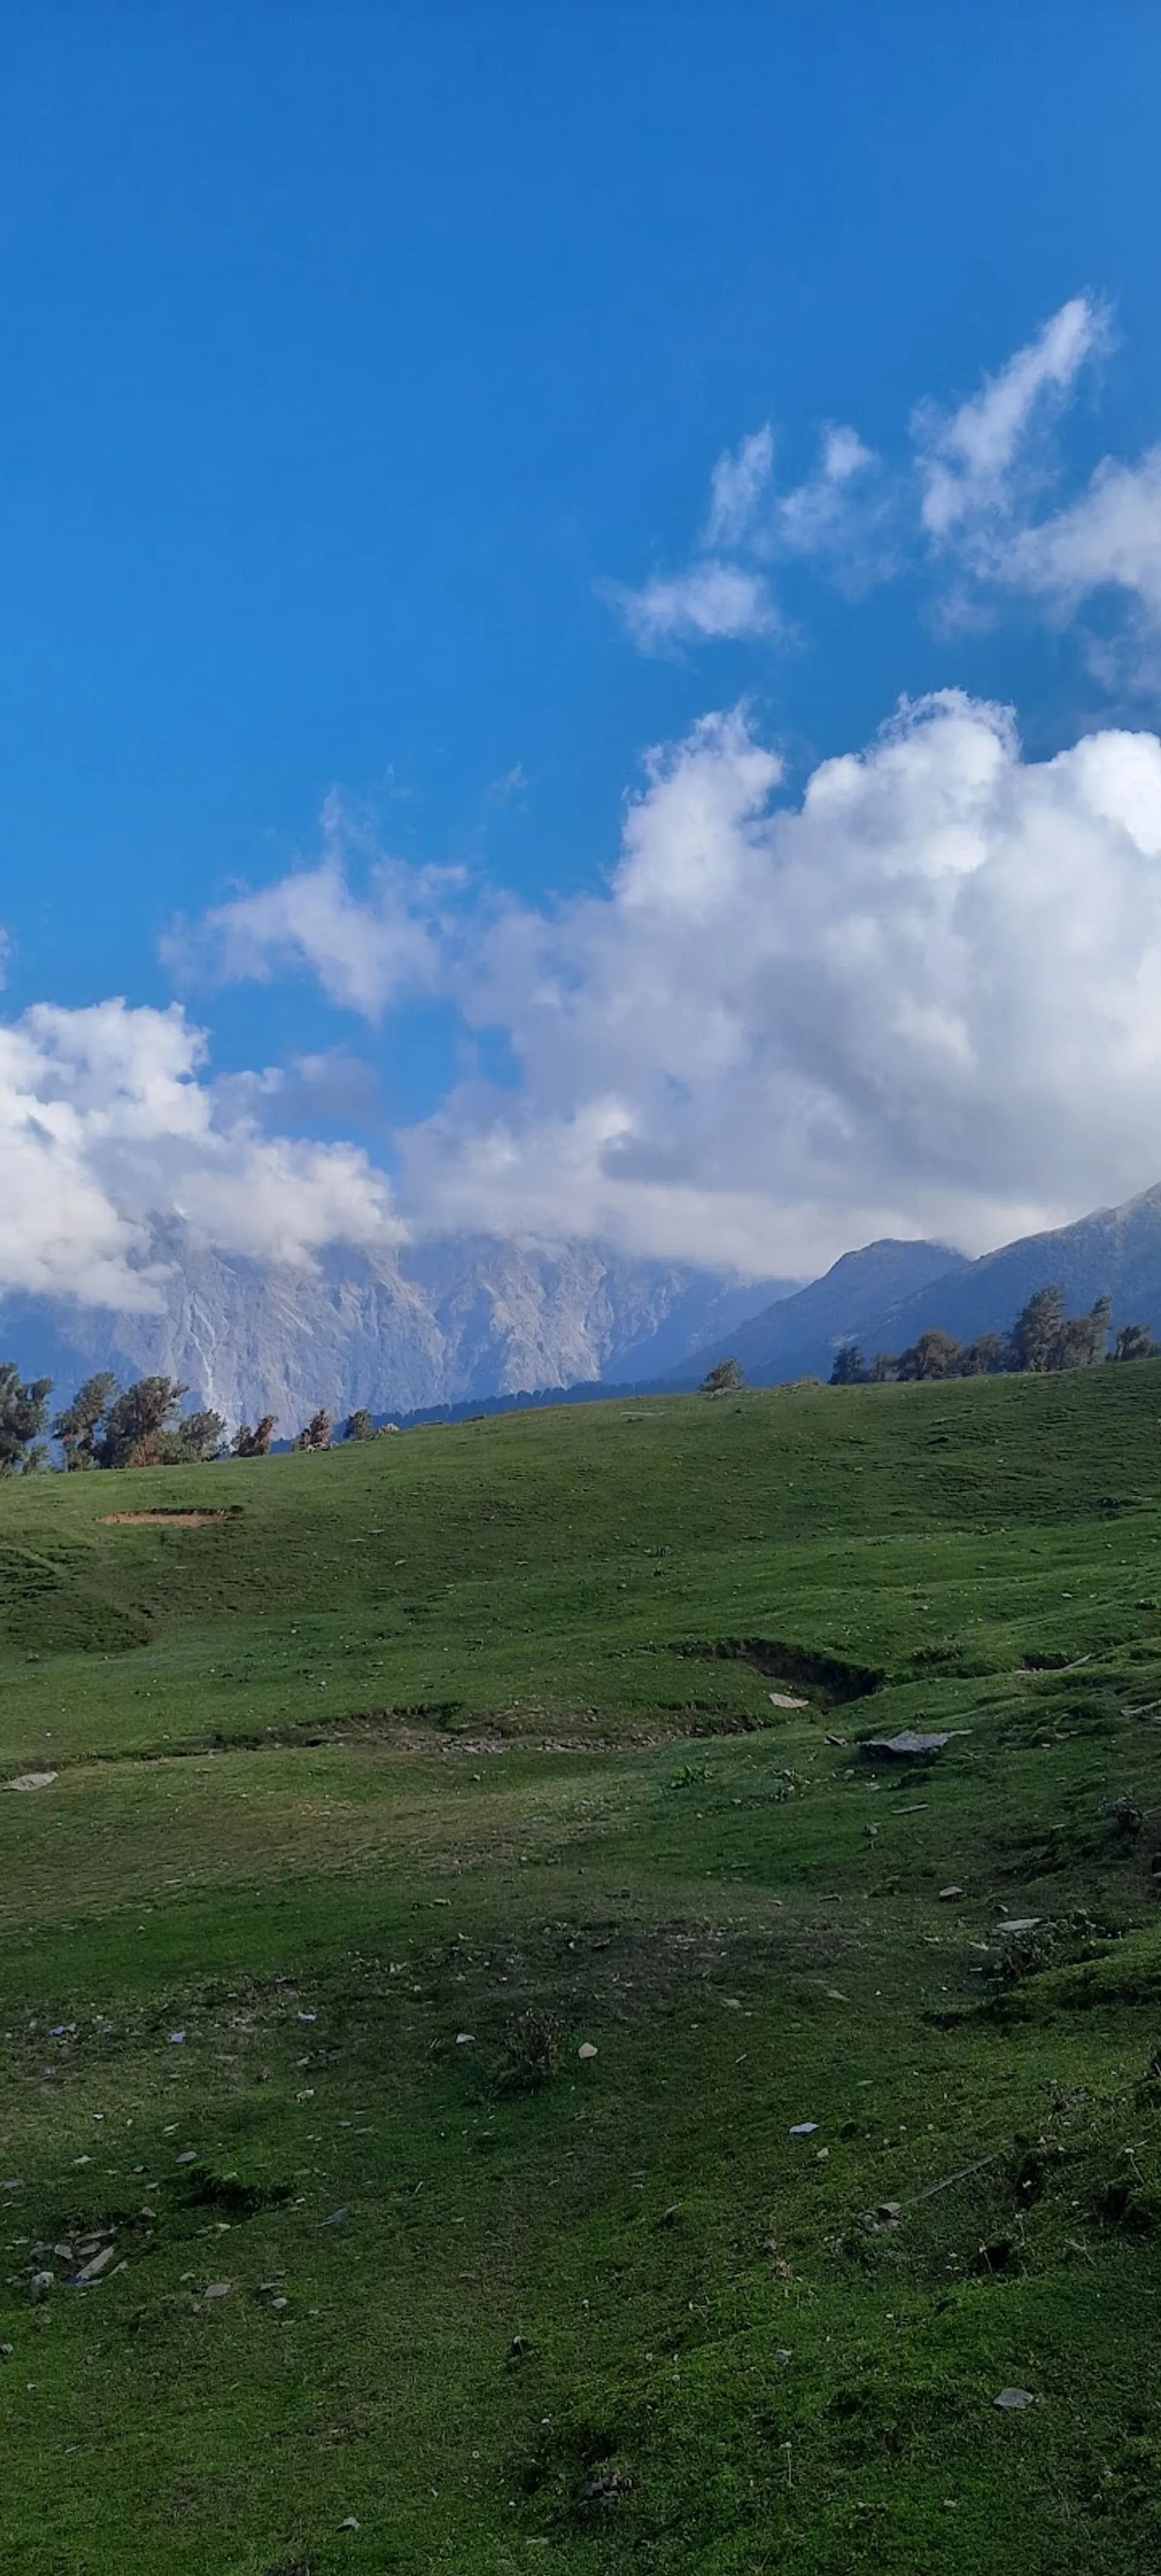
[3,1366,1161,2572]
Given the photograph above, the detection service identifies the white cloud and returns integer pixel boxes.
[916,294,1108,539]
[213,699,1161,1276]
[398,694,1161,1271]
[613,296,1161,664]
[613,412,880,650]
[1004,445,1161,621]
[0,999,402,1308]
[487,761,528,805]
[776,422,877,556]
[165,791,456,1019]
[704,424,775,548]
[613,560,779,649]
[914,300,1161,650]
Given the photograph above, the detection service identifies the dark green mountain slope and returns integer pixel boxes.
[662,1234,966,1384]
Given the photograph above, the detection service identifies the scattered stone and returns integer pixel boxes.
[29,2271,53,2303]
[455,2033,475,2045]
[721,1997,742,2010]
[789,2122,819,2139]
[938,1886,963,1901]
[297,2011,317,2023]
[74,2247,117,2286]
[0,2343,11,2358]
[322,2208,348,2227]
[774,2347,792,2366]
[176,2151,198,2165]
[995,1919,1041,1938]
[995,2387,1036,2410]
[863,1823,878,1839]
[577,2043,598,2060]
[168,2033,186,2045]
[272,2296,288,2309]
[768,1692,807,1710]
[338,2516,360,2531]
[825,1732,847,1747]
[876,2202,902,2227]
[203,2282,233,2299]
[863,1732,952,1760]
[4,1773,57,1793]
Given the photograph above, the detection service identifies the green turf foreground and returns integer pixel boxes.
[3,1367,1161,2572]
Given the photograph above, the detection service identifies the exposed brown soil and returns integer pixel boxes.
[100,1511,234,1526]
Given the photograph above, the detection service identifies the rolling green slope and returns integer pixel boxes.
[2,1369,1161,2573]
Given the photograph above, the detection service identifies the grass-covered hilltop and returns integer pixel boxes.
[4,1367,1161,2573]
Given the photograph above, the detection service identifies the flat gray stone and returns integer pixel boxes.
[863,1733,951,1759]
[74,2246,116,2286]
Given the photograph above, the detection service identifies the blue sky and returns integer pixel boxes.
[8,5,1161,1307]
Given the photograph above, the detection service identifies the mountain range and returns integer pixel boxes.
[0,1230,789,1435]
[665,1181,1161,1389]
[8,1181,1161,1432]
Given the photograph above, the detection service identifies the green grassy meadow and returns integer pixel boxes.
[4,1367,1161,2572]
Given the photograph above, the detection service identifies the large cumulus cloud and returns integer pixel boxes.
[192,693,1161,1277]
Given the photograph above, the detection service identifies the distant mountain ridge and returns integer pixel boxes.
[659,1238,966,1388]
[0,1229,791,1431]
[10,1180,1161,1433]
[850,1183,1161,1366]
[662,1183,1161,1390]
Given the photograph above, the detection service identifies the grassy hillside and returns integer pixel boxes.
[3,1368,1161,2572]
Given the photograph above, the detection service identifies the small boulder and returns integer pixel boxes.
[74,2246,116,2286]
[863,1732,951,1760]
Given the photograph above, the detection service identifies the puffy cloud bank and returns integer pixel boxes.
[196,693,1161,1279]
[0,998,401,1306]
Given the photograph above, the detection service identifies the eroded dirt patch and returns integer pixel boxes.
[680,1637,884,1707]
[101,1510,238,1526]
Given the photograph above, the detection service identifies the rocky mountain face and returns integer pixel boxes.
[0,1230,790,1432]
[13,1181,1161,1435]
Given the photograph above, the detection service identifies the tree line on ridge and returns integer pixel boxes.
[828,1283,1156,1386]
[0,1370,389,1476]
